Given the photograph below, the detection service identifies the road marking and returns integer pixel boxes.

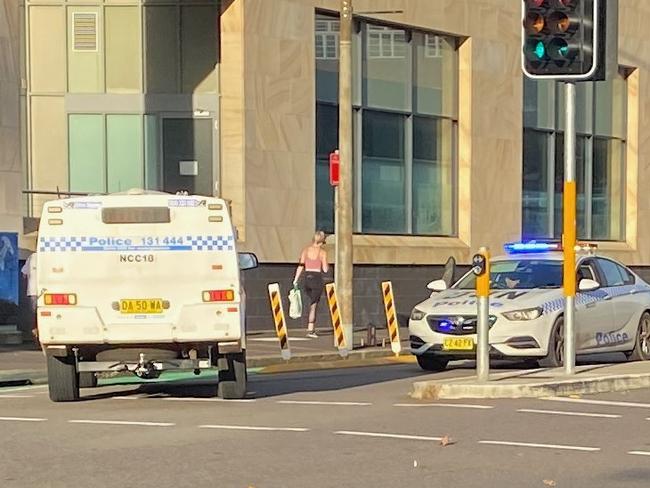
[249,337,311,342]
[518,408,621,419]
[479,440,600,452]
[335,431,443,442]
[163,397,256,403]
[0,394,33,399]
[0,385,47,393]
[0,416,47,422]
[199,424,309,432]
[112,396,256,403]
[543,396,650,409]
[69,420,175,427]
[394,403,494,410]
[278,400,371,406]
[628,451,650,457]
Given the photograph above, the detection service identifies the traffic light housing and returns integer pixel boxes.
[522,0,617,81]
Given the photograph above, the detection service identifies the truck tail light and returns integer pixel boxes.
[202,289,235,302]
[44,293,77,305]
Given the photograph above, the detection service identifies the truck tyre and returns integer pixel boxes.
[217,351,247,400]
[78,372,98,388]
[47,355,79,402]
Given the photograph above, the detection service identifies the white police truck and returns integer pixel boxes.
[37,189,257,402]
[409,241,650,371]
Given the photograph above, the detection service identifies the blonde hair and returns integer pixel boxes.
[312,231,326,245]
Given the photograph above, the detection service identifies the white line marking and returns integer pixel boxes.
[69,420,175,427]
[250,337,311,342]
[199,424,309,432]
[0,385,47,393]
[479,440,600,452]
[278,400,371,406]
[628,451,650,457]
[518,408,621,419]
[0,394,33,399]
[335,431,443,442]
[394,403,494,410]
[163,397,256,403]
[0,416,47,422]
[543,396,650,409]
[112,396,141,400]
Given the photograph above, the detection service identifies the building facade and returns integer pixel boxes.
[6,0,650,329]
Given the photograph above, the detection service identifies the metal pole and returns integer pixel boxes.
[563,82,577,375]
[337,0,354,349]
[476,247,490,382]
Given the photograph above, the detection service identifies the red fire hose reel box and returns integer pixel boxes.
[329,150,340,186]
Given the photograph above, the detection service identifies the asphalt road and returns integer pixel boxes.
[1,361,650,488]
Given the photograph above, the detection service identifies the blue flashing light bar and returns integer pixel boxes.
[504,240,562,254]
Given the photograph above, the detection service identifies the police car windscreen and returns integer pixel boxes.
[455,259,563,290]
[102,207,171,224]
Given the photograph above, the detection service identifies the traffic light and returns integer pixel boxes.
[522,0,617,81]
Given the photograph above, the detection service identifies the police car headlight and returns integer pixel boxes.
[410,308,426,321]
[502,307,543,321]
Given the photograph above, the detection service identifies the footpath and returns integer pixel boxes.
[0,326,412,387]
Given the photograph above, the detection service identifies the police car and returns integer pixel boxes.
[408,241,650,371]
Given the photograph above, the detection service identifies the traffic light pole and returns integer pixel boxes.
[563,81,577,375]
[337,0,354,349]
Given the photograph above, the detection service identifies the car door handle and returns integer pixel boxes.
[603,295,613,301]
[586,302,597,309]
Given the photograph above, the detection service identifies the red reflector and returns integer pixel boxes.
[227,307,238,313]
[40,311,51,317]
[203,289,235,302]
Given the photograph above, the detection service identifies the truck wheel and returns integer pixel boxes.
[416,355,449,372]
[78,372,98,388]
[47,355,79,402]
[217,351,247,400]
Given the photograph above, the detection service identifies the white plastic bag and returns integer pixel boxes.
[288,286,303,319]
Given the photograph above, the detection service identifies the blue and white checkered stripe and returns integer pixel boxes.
[186,235,235,251]
[39,236,87,252]
[541,285,640,314]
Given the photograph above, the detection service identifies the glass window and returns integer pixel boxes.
[522,130,550,238]
[181,5,218,94]
[522,71,628,241]
[145,6,179,93]
[362,111,406,233]
[363,24,410,111]
[597,258,628,287]
[315,14,339,104]
[412,117,454,235]
[316,104,338,233]
[413,33,457,118]
[314,14,459,237]
[69,114,104,192]
[455,259,563,290]
[107,115,143,193]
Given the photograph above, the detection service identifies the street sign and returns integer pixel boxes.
[329,150,340,186]
[472,253,487,276]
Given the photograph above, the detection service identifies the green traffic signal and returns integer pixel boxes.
[534,41,546,60]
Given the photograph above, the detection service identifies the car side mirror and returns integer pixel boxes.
[238,252,258,271]
[578,278,600,292]
[427,279,447,292]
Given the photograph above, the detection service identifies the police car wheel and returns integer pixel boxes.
[217,351,247,399]
[628,312,650,362]
[416,355,449,372]
[541,318,564,368]
[47,355,80,402]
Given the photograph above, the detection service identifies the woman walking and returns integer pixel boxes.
[293,231,329,338]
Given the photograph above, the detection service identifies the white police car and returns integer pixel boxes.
[409,241,650,371]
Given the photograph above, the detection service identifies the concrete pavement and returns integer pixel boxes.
[411,359,650,400]
[2,363,650,487]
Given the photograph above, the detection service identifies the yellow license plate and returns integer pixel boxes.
[442,338,475,351]
[120,299,163,314]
